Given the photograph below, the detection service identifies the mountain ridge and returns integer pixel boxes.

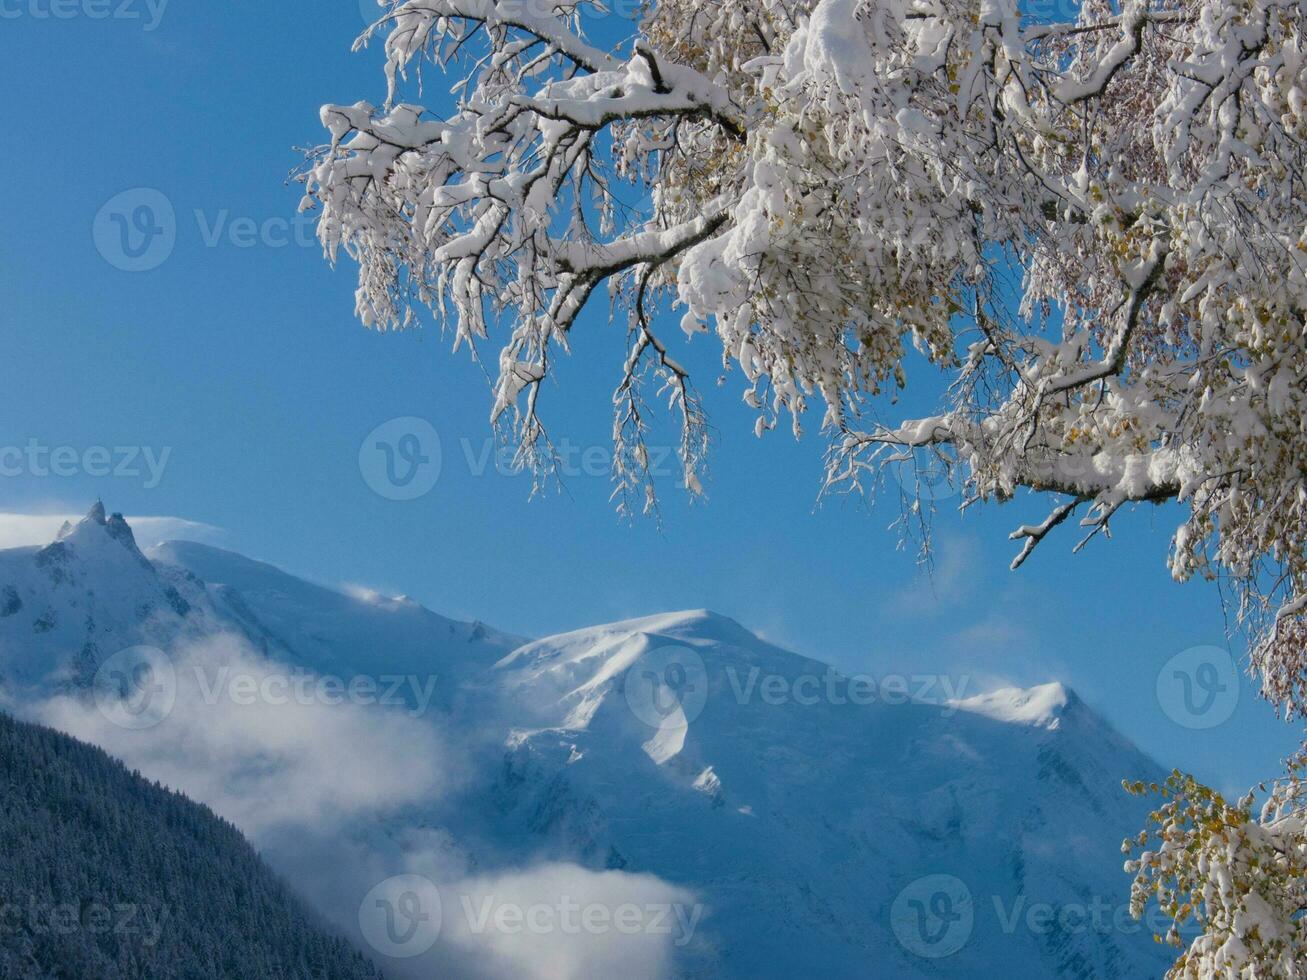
[0,506,1174,979]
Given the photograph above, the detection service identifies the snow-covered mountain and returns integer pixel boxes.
[0,503,519,704]
[484,613,1171,978]
[0,502,215,692]
[0,507,1173,979]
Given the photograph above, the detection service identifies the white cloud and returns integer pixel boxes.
[886,533,982,613]
[33,633,447,835]
[436,865,700,980]
[353,862,701,980]
[0,512,223,551]
[950,617,1032,651]
[25,632,698,980]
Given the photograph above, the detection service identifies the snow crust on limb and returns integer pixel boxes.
[1124,756,1307,979]
[302,0,1307,701]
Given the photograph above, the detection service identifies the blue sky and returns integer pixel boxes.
[0,0,1296,793]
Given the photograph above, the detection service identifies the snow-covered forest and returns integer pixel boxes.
[0,710,380,978]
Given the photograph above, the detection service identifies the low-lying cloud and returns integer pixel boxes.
[24,633,701,980]
[0,512,222,551]
[35,634,447,835]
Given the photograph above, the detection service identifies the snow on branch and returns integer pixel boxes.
[303,0,1307,737]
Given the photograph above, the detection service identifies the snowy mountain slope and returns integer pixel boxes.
[482,611,1173,979]
[150,538,524,703]
[0,503,521,705]
[0,510,1174,979]
[0,503,219,693]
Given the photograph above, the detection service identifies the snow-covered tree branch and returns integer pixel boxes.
[1123,758,1307,977]
[300,5,1307,962]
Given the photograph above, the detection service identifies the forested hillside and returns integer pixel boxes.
[0,711,381,979]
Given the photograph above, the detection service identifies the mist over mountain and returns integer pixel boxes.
[0,507,1174,978]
